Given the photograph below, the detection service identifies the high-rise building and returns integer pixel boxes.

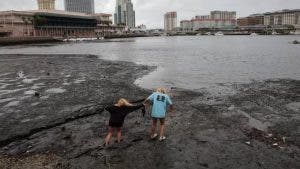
[64,0,95,14]
[164,12,177,31]
[210,11,236,20]
[37,0,55,10]
[114,0,135,28]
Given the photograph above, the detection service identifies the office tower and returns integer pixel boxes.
[114,0,136,28]
[37,0,55,10]
[65,0,95,14]
[164,12,177,31]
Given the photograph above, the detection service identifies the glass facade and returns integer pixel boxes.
[64,0,95,14]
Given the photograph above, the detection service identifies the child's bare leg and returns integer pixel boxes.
[159,119,165,138]
[105,127,114,145]
[151,118,158,137]
[116,127,122,143]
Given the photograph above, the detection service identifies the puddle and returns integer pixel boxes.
[4,101,20,107]
[31,82,45,89]
[40,95,50,100]
[63,82,71,86]
[240,110,269,131]
[225,106,269,131]
[22,78,39,84]
[21,115,46,123]
[19,96,32,100]
[74,79,86,84]
[45,88,66,94]
[31,102,40,106]
[0,84,10,89]
[0,98,16,104]
[0,88,28,96]
[24,90,37,95]
[0,73,12,77]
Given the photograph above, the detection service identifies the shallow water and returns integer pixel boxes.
[1,36,300,90]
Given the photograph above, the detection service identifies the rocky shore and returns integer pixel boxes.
[0,54,299,169]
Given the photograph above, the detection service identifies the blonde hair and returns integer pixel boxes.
[156,87,166,94]
[115,98,133,107]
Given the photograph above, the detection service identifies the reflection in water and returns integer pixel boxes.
[1,36,300,90]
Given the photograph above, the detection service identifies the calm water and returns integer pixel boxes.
[0,36,300,90]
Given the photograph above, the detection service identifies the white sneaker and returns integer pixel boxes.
[151,133,158,139]
[159,136,166,141]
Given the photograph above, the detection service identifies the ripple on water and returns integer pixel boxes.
[45,88,66,94]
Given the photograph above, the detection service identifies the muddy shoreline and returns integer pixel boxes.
[0,54,299,169]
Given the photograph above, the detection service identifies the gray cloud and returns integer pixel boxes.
[0,0,299,28]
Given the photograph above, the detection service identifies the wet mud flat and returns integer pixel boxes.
[0,54,299,169]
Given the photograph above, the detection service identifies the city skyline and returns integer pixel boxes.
[0,0,299,28]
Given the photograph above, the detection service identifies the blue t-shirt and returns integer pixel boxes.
[148,92,173,118]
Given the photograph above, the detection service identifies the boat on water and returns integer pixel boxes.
[250,33,258,36]
[214,31,224,36]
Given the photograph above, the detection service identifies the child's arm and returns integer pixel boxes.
[123,104,145,115]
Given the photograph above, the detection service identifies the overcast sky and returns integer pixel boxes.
[1,0,299,28]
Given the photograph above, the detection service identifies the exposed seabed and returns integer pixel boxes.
[0,54,299,169]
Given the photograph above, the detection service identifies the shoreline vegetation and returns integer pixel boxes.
[0,54,299,169]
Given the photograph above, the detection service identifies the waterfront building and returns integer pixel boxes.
[237,14,264,26]
[93,13,125,37]
[64,0,95,14]
[0,11,35,37]
[264,9,300,26]
[210,11,236,20]
[180,20,192,32]
[264,9,300,34]
[191,19,236,31]
[164,12,177,31]
[181,11,236,31]
[37,0,55,10]
[114,0,136,28]
[0,10,124,38]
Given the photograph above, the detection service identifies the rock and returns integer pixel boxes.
[292,40,299,44]
[34,92,40,98]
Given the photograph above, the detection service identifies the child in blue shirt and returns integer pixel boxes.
[145,87,174,141]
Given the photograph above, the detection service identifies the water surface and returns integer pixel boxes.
[1,36,299,90]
